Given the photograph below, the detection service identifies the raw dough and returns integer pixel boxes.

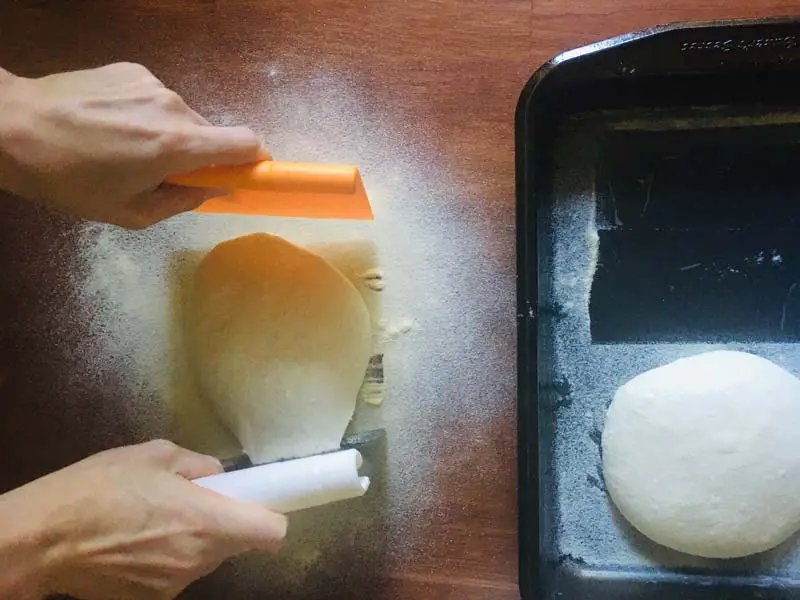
[185,233,372,463]
[602,350,800,558]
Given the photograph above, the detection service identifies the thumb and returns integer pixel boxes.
[135,439,225,479]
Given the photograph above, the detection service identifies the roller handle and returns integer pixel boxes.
[193,449,371,513]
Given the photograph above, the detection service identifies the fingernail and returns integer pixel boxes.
[268,514,289,552]
[276,514,288,538]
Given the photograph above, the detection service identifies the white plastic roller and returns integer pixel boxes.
[193,448,370,513]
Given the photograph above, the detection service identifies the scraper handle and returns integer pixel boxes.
[166,161,359,195]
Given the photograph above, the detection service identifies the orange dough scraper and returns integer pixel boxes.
[166,161,374,220]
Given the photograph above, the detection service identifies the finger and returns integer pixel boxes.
[102,61,163,87]
[204,495,289,553]
[139,439,224,479]
[171,125,272,171]
[125,184,227,228]
[168,447,224,480]
[171,451,224,480]
[159,91,211,126]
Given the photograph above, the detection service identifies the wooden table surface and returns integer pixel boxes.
[1,1,800,599]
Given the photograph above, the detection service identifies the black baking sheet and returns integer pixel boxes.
[516,16,800,600]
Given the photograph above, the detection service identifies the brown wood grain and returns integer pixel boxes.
[1,1,799,599]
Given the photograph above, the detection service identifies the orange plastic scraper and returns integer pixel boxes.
[166,161,374,220]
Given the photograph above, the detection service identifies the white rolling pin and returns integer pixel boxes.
[193,448,370,513]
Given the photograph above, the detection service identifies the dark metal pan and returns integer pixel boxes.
[517,16,800,600]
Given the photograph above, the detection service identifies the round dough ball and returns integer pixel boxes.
[185,233,372,464]
[602,350,800,558]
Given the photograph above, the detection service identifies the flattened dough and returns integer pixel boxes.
[185,233,372,463]
[602,350,800,558]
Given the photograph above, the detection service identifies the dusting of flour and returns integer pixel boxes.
[68,71,501,586]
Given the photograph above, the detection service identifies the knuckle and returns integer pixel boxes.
[113,61,152,77]
[206,455,224,473]
[144,438,180,457]
[158,129,190,154]
[155,89,184,110]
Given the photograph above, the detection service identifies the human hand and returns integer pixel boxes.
[0,439,287,600]
[0,62,268,228]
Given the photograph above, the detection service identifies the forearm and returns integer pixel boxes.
[0,67,15,88]
[0,491,55,600]
[0,68,29,197]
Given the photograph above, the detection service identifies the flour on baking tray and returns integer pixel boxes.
[69,72,504,583]
[549,113,800,578]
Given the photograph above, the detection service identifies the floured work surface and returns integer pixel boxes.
[0,74,512,599]
[541,108,800,588]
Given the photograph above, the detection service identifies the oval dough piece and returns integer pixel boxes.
[185,233,372,463]
[602,350,800,559]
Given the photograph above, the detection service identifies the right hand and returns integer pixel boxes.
[0,439,287,600]
[0,62,269,228]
